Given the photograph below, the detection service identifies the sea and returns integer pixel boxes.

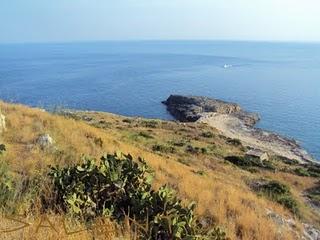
[0,41,319,160]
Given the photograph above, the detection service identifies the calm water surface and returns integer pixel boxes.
[0,41,319,159]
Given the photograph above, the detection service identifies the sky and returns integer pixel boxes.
[1,0,320,43]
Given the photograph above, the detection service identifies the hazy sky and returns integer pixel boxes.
[1,0,320,43]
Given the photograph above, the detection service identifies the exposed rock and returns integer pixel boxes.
[36,134,54,149]
[162,95,259,126]
[303,224,320,240]
[266,209,297,228]
[0,112,6,134]
[266,209,320,240]
[246,149,269,161]
[163,95,315,163]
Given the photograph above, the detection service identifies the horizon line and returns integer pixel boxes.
[1,38,320,45]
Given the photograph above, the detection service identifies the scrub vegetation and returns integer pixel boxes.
[0,101,319,239]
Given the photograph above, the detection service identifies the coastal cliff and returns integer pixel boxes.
[163,94,315,163]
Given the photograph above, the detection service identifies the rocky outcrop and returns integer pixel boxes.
[266,209,320,240]
[162,95,259,126]
[163,95,315,163]
[303,224,320,240]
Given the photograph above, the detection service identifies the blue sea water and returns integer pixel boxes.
[0,41,319,160]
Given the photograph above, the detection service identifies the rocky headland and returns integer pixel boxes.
[163,95,315,163]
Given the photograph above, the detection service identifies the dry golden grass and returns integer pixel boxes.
[0,214,131,240]
[0,101,319,240]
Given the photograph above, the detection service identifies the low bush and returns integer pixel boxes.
[273,155,299,165]
[255,180,299,215]
[138,131,154,139]
[292,164,320,178]
[306,165,320,178]
[152,144,176,154]
[0,160,43,214]
[170,140,186,147]
[0,144,6,155]
[224,156,275,171]
[277,195,299,215]
[226,138,242,146]
[186,145,208,155]
[258,180,290,196]
[122,118,133,124]
[0,160,15,210]
[294,167,310,177]
[201,132,214,138]
[141,120,158,128]
[48,153,226,239]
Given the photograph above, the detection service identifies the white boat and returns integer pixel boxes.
[223,64,232,68]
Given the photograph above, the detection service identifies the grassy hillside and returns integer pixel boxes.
[0,101,319,239]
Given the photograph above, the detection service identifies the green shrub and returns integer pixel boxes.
[0,160,42,214]
[273,155,299,165]
[201,132,214,138]
[152,144,176,154]
[224,156,275,171]
[225,156,252,167]
[186,145,208,155]
[138,131,154,139]
[0,160,15,210]
[48,153,226,239]
[306,165,320,178]
[170,140,186,147]
[258,180,290,196]
[122,118,132,124]
[255,180,299,215]
[141,120,158,128]
[0,144,6,155]
[201,147,208,154]
[294,168,310,177]
[261,160,276,171]
[226,138,242,146]
[291,164,320,178]
[277,195,299,215]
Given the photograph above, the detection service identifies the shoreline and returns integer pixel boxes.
[162,95,317,163]
[198,112,315,163]
[1,98,318,163]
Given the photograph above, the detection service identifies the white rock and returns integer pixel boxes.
[266,209,320,240]
[37,134,54,148]
[0,112,6,134]
[303,224,320,240]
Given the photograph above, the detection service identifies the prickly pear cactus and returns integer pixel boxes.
[49,152,226,240]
